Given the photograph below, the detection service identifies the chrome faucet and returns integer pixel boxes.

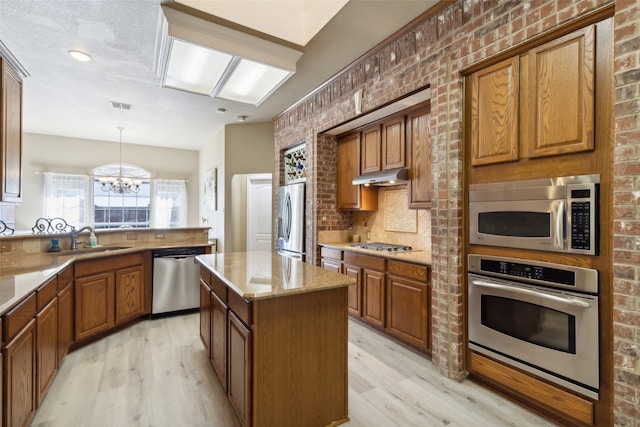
[70,225,94,250]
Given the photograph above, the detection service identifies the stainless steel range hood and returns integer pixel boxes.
[352,168,409,186]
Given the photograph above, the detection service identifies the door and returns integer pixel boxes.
[246,174,272,251]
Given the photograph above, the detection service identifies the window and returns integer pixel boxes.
[93,180,151,229]
[43,173,92,227]
[43,167,188,229]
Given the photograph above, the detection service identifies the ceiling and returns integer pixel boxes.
[0,0,438,150]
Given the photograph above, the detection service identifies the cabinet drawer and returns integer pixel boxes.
[3,292,36,342]
[57,266,73,292]
[36,276,58,311]
[200,266,211,286]
[228,291,252,327]
[320,247,343,260]
[210,274,228,302]
[344,251,385,271]
[387,260,429,282]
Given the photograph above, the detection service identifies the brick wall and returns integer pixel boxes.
[274,0,638,424]
[612,0,640,425]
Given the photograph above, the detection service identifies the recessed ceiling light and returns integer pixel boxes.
[68,50,92,62]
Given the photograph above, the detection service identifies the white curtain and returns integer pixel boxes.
[151,179,187,228]
[43,173,92,227]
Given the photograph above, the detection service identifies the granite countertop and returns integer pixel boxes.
[0,242,212,316]
[319,242,432,265]
[197,251,355,300]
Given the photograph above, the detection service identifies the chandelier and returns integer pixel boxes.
[98,127,143,194]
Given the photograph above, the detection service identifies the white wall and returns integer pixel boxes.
[17,132,200,230]
[199,126,225,251]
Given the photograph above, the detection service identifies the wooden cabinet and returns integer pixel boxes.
[35,298,57,406]
[343,264,361,316]
[361,124,382,173]
[469,25,595,167]
[114,265,145,325]
[210,290,228,390]
[74,272,115,341]
[337,132,377,210]
[4,318,35,427]
[57,267,73,364]
[74,252,147,342]
[387,260,430,352]
[0,54,24,203]
[407,105,432,208]
[525,25,595,158]
[362,268,386,327]
[381,116,405,170]
[199,279,211,355]
[228,311,252,427]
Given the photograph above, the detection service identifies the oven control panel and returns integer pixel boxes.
[468,254,598,294]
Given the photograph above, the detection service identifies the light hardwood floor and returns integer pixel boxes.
[31,313,557,427]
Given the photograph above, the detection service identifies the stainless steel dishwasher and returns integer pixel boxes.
[152,246,206,315]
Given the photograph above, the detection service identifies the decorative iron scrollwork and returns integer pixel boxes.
[31,217,74,234]
[0,220,14,236]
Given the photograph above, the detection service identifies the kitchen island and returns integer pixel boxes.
[196,251,354,427]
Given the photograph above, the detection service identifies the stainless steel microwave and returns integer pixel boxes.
[469,175,599,255]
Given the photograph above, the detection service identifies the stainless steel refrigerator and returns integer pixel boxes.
[277,182,305,260]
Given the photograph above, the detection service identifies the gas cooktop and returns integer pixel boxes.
[349,242,413,252]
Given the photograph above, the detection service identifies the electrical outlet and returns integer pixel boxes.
[126,233,137,240]
[156,233,165,239]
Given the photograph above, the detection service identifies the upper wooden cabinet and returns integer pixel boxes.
[407,106,432,208]
[468,24,595,167]
[469,57,519,166]
[360,125,381,174]
[526,25,595,158]
[337,132,377,210]
[1,56,23,203]
[381,116,406,170]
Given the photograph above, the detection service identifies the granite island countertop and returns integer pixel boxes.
[319,242,432,265]
[196,251,355,300]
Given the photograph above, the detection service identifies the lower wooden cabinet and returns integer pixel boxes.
[74,272,115,341]
[36,298,58,407]
[228,311,252,427]
[362,268,385,327]
[4,318,36,427]
[321,247,431,353]
[199,280,211,354]
[74,253,147,342]
[57,283,73,364]
[115,265,145,325]
[210,291,228,390]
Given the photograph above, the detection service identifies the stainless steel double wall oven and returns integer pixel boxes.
[467,175,600,399]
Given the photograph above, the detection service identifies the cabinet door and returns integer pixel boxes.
[74,272,115,341]
[4,318,36,427]
[1,59,23,203]
[386,275,429,351]
[337,133,377,210]
[344,263,362,316]
[115,264,145,325]
[200,280,211,354]
[527,25,595,158]
[57,284,73,364]
[320,258,342,273]
[362,269,385,328]
[469,57,520,166]
[381,117,405,170]
[361,125,381,173]
[210,291,228,390]
[228,311,252,427]
[36,297,57,406]
[407,106,432,208]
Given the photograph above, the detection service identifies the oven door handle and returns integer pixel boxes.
[471,279,592,309]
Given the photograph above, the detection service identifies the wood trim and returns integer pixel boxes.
[469,352,594,426]
[460,3,614,76]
